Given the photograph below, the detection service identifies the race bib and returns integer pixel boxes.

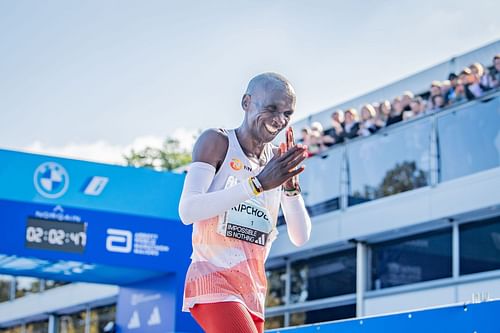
[218,199,273,246]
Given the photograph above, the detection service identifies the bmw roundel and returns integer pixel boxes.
[33,162,70,199]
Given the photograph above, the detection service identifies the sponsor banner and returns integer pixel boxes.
[0,198,191,278]
[0,148,184,220]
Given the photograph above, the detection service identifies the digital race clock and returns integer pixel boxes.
[25,217,87,253]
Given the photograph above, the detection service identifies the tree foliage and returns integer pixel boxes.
[123,137,192,171]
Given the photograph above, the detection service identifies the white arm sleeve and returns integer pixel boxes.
[281,193,311,246]
[178,161,255,225]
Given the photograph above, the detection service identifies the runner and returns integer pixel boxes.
[178,72,312,333]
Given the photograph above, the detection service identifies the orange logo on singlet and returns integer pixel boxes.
[229,158,243,171]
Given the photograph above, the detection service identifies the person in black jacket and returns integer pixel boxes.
[386,97,403,126]
[323,110,345,147]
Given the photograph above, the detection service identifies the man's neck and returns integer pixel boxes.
[235,127,266,160]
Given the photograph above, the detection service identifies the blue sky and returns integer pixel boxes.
[1,1,499,164]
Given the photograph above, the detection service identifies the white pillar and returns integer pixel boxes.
[356,241,367,317]
[85,306,91,333]
[48,314,57,333]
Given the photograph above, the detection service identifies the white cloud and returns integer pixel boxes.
[21,128,198,165]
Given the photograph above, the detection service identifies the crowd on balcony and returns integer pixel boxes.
[300,54,500,156]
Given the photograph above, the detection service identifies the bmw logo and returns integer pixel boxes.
[33,162,70,199]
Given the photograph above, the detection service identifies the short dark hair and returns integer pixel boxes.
[448,73,458,80]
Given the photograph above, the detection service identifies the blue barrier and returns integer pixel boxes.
[267,300,500,333]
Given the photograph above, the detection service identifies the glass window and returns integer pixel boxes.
[460,217,500,275]
[371,229,452,290]
[44,279,70,291]
[25,320,48,333]
[300,149,342,215]
[437,96,500,182]
[0,275,12,302]
[15,276,40,298]
[265,267,286,308]
[291,249,356,303]
[347,119,431,205]
[89,304,116,333]
[264,315,284,330]
[290,303,356,326]
[0,326,22,333]
[59,310,86,333]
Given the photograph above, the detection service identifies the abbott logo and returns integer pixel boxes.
[106,228,132,253]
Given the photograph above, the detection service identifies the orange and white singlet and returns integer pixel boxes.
[182,129,281,320]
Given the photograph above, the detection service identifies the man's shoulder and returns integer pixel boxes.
[192,128,229,167]
[199,128,229,142]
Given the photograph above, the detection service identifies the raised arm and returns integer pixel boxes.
[178,129,308,225]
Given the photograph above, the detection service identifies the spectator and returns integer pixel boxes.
[401,91,414,111]
[482,54,500,90]
[449,78,467,104]
[459,67,484,100]
[358,104,378,136]
[426,81,442,111]
[331,109,344,128]
[343,108,360,139]
[299,127,311,145]
[440,80,452,99]
[299,126,320,157]
[323,111,345,147]
[408,96,424,119]
[309,122,327,155]
[386,97,404,126]
[375,100,391,129]
[445,73,459,102]
[470,62,492,92]
[470,62,485,79]
[429,94,446,113]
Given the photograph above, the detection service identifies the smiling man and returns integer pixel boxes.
[178,73,312,333]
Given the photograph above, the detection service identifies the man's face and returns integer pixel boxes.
[245,87,295,142]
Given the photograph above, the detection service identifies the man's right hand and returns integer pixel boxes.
[256,144,308,191]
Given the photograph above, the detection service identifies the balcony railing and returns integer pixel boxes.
[282,90,500,222]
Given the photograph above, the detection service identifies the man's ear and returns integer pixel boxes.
[242,94,251,111]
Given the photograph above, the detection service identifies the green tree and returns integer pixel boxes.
[378,161,428,197]
[123,137,192,171]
